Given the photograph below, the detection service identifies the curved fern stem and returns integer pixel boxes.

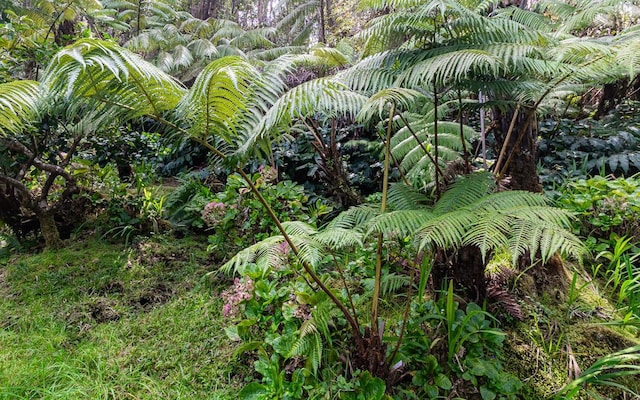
[372,101,395,333]
[494,104,521,175]
[331,252,360,333]
[193,138,364,347]
[458,89,470,173]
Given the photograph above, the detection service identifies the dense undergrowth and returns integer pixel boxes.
[2,165,640,399]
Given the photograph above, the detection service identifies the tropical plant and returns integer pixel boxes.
[397,281,522,399]
[222,171,584,384]
[351,0,640,193]
[0,79,87,248]
[537,105,640,187]
[24,35,583,390]
[0,0,113,80]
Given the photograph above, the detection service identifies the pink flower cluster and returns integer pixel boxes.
[221,278,254,318]
[202,201,226,227]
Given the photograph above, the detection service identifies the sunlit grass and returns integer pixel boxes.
[0,235,243,399]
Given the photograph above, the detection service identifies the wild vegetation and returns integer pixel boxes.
[1,0,640,399]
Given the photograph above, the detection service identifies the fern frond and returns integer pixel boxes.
[313,228,363,250]
[219,236,284,275]
[239,78,367,157]
[363,273,411,295]
[178,56,259,144]
[366,210,434,239]
[387,183,431,210]
[417,210,475,251]
[282,220,318,237]
[0,80,40,136]
[432,172,495,215]
[43,39,186,125]
[324,205,381,230]
[356,87,424,123]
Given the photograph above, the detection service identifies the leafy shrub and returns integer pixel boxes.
[223,259,347,400]
[164,168,331,251]
[396,283,522,400]
[78,163,166,243]
[163,176,214,230]
[538,103,640,187]
[203,168,331,251]
[553,174,640,240]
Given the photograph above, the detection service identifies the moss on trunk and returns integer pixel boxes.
[38,210,62,249]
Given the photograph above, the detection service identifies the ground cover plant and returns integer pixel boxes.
[2,0,640,399]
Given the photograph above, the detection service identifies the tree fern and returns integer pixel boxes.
[366,210,435,239]
[177,56,259,142]
[239,77,368,157]
[387,183,431,210]
[432,171,495,214]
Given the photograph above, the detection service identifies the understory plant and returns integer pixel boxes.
[556,345,640,399]
[554,174,640,240]
[221,170,584,396]
[396,282,522,400]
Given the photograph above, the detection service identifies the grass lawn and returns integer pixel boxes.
[0,234,247,399]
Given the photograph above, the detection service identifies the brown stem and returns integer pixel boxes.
[390,152,411,187]
[458,89,470,173]
[0,174,34,209]
[40,134,82,202]
[433,81,441,198]
[497,110,535,180]
[494,104,520,175]
[372,101,395,332]
[3,138,75,184]
[331,252,360,333]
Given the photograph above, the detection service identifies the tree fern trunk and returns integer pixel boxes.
[433,246,487,301]
[318,0,326,43]
[493,107,542,193]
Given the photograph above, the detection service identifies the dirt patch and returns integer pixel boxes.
[98,280,124,295]
[66,296,121,331]
[133,283,174,309]
[90,297,120,323]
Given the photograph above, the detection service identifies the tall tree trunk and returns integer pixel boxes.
[318,0,326,43]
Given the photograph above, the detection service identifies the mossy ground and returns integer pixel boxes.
[501,262,640,399]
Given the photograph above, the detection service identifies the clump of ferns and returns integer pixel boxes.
[220,172,586,383]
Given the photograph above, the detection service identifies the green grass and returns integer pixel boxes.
[0,234,246,399]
